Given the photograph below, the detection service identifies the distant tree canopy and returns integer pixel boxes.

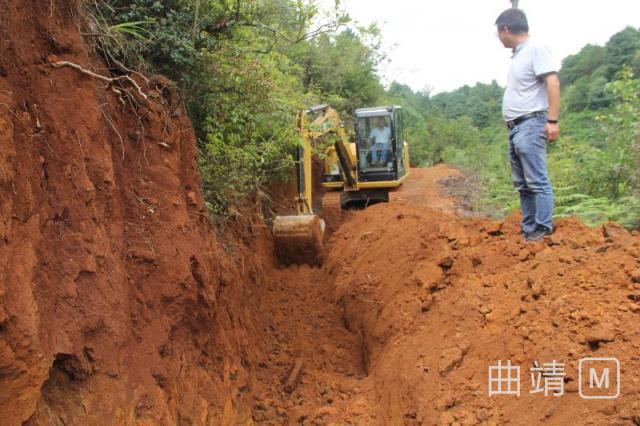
[429,81,504,128]
[419,26,640,118]
[604,26,640,79]
[560,44,606,86]
[558,26,640,113]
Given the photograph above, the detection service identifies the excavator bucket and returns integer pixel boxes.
[273,215,325,266]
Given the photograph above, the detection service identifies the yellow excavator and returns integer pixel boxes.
[272,104,410,266]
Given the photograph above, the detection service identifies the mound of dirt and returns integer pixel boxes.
[238,165,639,425]
[325,167,640,425]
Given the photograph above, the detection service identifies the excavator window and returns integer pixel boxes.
[356,115,394,172]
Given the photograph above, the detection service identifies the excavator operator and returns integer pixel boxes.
[368,116,391,167]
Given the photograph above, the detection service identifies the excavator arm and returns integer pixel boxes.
[273,104,356,266]
[297,104,358,207]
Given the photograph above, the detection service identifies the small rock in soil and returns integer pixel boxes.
[421,295,435,312]
[439,411,456,425]
[439,256,455,269]
[439,347,465,375]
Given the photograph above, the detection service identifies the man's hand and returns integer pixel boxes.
[545,122,560,142]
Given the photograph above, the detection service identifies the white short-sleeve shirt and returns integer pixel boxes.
[502,39,559,121]
[369,127,390,145]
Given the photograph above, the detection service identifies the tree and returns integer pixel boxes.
[429,81,502,128]
[559,44,606,86]
[595,66,640,199]
[587,76,611,109]
[604,26,640,80]
[290,26,385,114]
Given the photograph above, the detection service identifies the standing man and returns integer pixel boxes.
[496,8,560,241]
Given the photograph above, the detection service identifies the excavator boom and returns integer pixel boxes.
[273,105,353,266]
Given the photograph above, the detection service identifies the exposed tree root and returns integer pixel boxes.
[50,60,148,100]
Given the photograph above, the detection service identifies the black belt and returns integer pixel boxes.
[506,111,545,129]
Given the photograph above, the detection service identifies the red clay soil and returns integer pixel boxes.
[246,166,640,425]
[1,2,640,425]
[323,166,640,425]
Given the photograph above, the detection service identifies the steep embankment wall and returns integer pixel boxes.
[0,1,260,423]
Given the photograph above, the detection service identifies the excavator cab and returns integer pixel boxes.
[321,107,409,193]
[355,106,408,183]
[335,106,409,209]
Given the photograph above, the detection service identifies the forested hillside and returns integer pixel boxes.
[94,1,639,228]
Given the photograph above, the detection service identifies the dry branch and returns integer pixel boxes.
[80,32,117,38]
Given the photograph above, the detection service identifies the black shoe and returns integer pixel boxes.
[521,231,530,240]
[525,226,552,242]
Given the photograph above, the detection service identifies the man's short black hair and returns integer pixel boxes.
[495,9,529,34]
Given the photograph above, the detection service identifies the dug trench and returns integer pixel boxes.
[1,1,640,425]
[254,167,640,425]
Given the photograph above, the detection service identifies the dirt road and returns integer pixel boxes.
[251,165,640,425]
